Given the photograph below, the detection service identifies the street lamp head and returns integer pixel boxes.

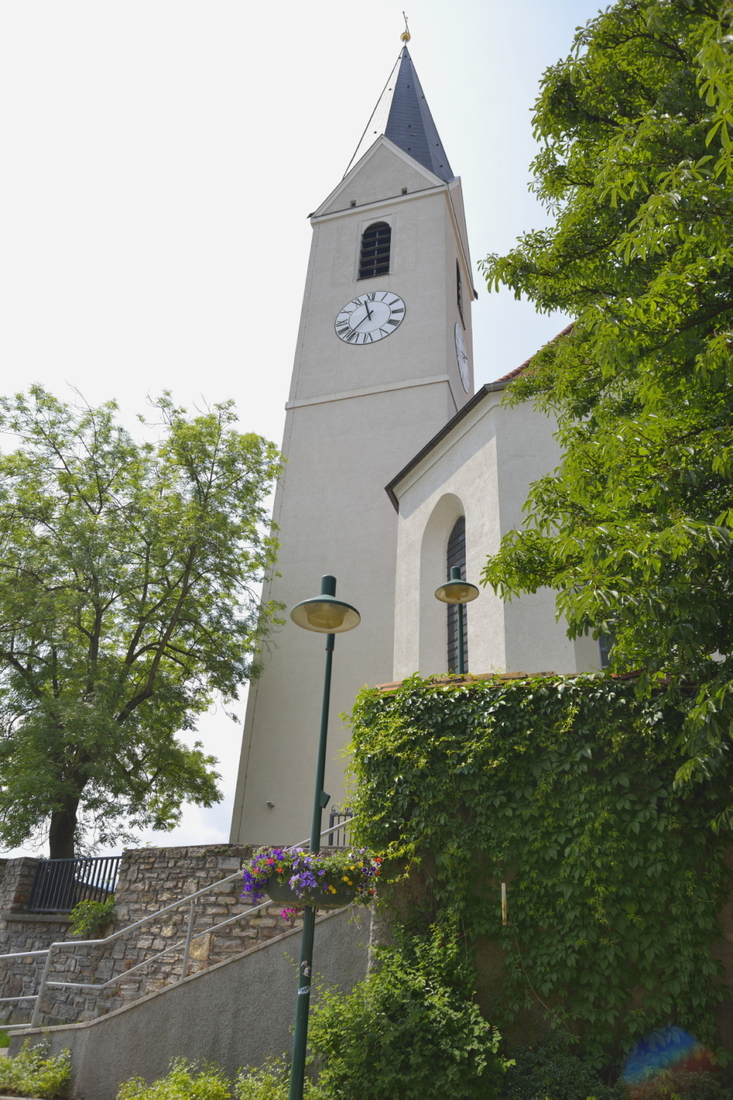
[291,597,361,633]
[435,565,480,606]
[290,575,361,633]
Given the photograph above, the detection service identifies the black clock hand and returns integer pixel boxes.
[363,301,373,320]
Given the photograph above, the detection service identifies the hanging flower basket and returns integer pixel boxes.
[264,875,356,910]
[242,847,382,915]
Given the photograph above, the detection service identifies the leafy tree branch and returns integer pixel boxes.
[479,0,733,794]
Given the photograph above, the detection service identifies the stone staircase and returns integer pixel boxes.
[8,904,370,1100]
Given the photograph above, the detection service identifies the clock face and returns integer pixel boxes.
[335,292,406,344]
[454,322,470,392]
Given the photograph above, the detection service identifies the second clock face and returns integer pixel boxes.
[335,292,406,344]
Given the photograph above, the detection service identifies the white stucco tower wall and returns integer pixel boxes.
[230,52,476,845]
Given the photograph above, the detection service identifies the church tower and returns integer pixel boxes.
[230,37,476,845]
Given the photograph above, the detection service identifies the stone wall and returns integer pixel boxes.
[0,857,72,1026]
[0,844,309,1026]
[0,858,37,914]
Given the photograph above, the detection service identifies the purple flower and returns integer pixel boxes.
[243,845,382,907]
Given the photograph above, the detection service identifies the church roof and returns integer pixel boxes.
[345,46,455,182]
[491,323,574,383]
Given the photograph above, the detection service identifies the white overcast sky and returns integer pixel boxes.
[0,0,603,857]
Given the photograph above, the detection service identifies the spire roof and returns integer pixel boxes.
[345,46,454,182]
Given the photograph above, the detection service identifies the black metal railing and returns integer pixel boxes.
[28,855,121,913]
[327,806,354,848]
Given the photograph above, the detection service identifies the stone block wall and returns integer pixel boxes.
[0,844,310,1026]
[0,858,37,914]
[0,857,72,1026]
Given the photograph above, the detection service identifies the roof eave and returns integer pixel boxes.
[385,380,509,511]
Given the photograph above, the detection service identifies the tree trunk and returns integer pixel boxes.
[49,798,80,859]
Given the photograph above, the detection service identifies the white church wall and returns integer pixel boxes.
[301,145,474,417]
[317,140,436,217]
[233,378,458,845]
[447,178,473,279]
[495,399,580,674]
[574,631,604,672]
[442,191,476,400]
[393,391,506,679]
[392,389,587,679]
[291,188,464,413]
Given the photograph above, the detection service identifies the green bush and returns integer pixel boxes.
[496,1036,733,1100]
[233,1061,285,1100]
[0,1040,70,1099]
[0,1029,11,1048]
[117,1060,233,1100]
[622,1069,731,1100]
[308,928,505,1100]
[234,1058,321,1100]
[116,1058,323,1100]
[499,1037,625,1100]
[68,897,116,938]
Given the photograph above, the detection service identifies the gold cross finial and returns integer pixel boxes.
[401,12,411,42]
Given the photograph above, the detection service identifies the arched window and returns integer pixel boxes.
[598,633,613,669]
[446,516,468,673]
[359,222,391,279]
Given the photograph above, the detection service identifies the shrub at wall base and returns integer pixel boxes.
[308,928,505,1100]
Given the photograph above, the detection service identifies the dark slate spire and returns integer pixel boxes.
[345,46,454,182]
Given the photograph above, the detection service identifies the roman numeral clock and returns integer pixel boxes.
[334,291,406,344]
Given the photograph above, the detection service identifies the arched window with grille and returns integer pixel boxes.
[358,222,391,279]
[446,516,468,673]
[598,633,613,669]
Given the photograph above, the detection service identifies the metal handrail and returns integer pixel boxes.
[1,818,359,1032]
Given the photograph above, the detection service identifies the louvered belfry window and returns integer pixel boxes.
[446,516,468,673]
[456,260,463,322]
[359,222,391,279]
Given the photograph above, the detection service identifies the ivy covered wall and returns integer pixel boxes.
[348,674,733,1067]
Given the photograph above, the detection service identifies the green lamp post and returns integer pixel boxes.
[435,565,479,675]
[288,575,360,1100]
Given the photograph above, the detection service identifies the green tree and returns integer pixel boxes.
[480,0,733,795]
[0,387,280,858]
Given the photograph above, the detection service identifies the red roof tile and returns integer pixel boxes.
[491,322,574,384]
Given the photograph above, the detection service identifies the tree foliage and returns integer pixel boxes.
[479,0,733,791]
[0,387,280,857]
